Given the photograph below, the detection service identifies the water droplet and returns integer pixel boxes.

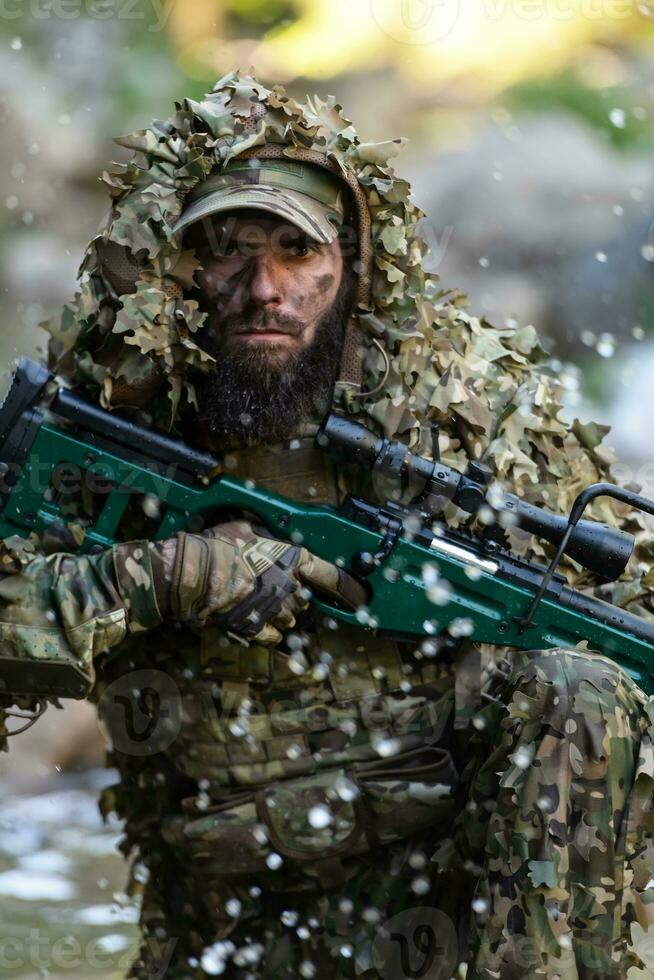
[448,617,474,638]
[641,244,654,262]
[596,333,615,358]
[308,804,332,829]
[10,37,22,50]
[288,653,308,676]
[411,875,430,895]
[335,775,359,802]
[195,792,210,811]
[226,898,241,918]
[609,108,626,129]
[472,896,489,914]
[512,745,533,770]
[595,251,608,263]
[132,862,149,884]
[373,737,401,758]
[281,909,299,927]
[252,824,268,845]
[266,852,283,870]
[427,581,451,607]
[142,495,161,520]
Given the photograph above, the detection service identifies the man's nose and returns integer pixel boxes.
[247,252,283,306]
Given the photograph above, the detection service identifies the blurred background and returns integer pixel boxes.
[2,0,654,975]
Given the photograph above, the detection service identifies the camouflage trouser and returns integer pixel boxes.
[130,649,654,980]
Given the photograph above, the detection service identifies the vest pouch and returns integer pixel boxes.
[162,791,269,877]
[162,769,367,878]
[162,748,458,879]
[353,745,458,844]
[254,768,365,863]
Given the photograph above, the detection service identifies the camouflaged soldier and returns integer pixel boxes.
[1,70,654,978]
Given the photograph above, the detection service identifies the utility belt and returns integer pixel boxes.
[162,741,458,888]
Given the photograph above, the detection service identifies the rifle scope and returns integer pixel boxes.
[317,413,633,582]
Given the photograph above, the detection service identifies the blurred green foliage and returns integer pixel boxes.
[509,68,651,150]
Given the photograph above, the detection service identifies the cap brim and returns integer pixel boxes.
[170,184,342,245]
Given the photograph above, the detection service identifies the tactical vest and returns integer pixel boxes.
[98,430,458,892]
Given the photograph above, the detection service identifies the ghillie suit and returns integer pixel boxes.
[1,70,654,978]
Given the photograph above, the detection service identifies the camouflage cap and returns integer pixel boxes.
[171,157,347,244]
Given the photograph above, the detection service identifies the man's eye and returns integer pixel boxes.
[220,240,242,257]
[285,240,319,257]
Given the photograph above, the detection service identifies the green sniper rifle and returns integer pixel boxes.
[1,357,654,699]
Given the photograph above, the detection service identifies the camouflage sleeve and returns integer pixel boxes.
[0,534,163,701]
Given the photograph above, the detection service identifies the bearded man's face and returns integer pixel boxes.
[185,210,357,446]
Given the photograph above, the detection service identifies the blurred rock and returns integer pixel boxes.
[406,111,654,352]
[2,701,106,792]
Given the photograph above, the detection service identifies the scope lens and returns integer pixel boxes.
[317,415,384,466]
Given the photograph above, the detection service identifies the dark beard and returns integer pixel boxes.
[193,265,357,447]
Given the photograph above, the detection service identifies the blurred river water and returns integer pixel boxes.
[0,770,140,979]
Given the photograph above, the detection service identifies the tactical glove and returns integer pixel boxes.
[154,519,365,645]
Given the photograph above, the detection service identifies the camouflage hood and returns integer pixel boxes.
[46,69,605,521]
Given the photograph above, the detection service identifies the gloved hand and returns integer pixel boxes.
[154,519,366,645]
